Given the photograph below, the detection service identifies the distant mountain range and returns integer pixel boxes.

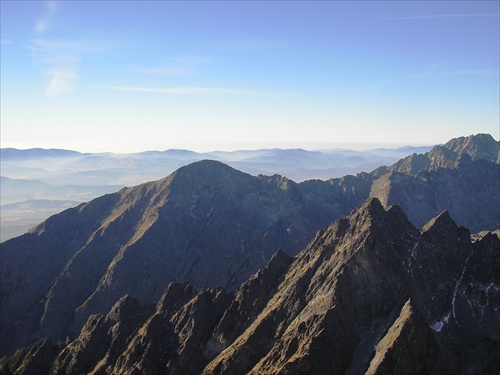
[1,144,433,242]
[0,145,435,186]
[0,133,499,373]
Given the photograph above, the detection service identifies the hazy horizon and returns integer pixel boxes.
[1,1,499,153]
[1,140,441,154]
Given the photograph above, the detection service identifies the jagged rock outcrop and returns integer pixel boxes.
[54,294,155,375]
[205,199,496,374]
[2,198,497,374]
[0,339,58,375]
[365,298,440,375]
[370,133,499,231]
[0,133,498,359]
[0,250,293,375]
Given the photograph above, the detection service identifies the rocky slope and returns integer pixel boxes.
[369,133,500,231]
[0,133,498,358]
[1,198,498,374]
[0,160,372,357]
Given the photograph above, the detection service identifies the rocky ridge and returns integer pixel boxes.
[1,198,498,374]
[0,133,498,359]
[0,162,371,357]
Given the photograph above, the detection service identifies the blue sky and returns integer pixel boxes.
[1,1,498,152]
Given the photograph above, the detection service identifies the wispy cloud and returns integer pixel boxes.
[128,66,195,76]
[45,68,80,97]
[379,13,499,21]
[128,54,212,77]
[35,0,57,33]
[218,38,287,51]
[368,69,499,89]
[31,1,81,96]
[169,55,212,66]
[447,69,499,77]
[30,39,81,97]
[100,85,290,97]
[1,39,14,46]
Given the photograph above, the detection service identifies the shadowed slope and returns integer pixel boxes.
[0,160,365,356]
[3,199,497,374]
[1,134,498,359]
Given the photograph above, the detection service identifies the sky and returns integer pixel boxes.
[1,1,499,153]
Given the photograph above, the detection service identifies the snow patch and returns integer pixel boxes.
[430,312,451,332]
[486,283,499,292]
[451,251,472,323]
[407,239,420,270]
[206,206,214,217]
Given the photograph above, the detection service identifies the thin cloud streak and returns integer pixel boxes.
[448,69,500,77]
[379,13,499,21]
[30,39,81,97]
[368,69,499,88]
[35,0,57,33]
[31,2,83,97]
[217,38,287,51]
[129,66,195,76]
[46,68,80,97]
[29,38,118,96]
[101,85,291,97]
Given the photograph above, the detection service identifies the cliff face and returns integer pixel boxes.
[2,198,498,375]
[0,133,498,359]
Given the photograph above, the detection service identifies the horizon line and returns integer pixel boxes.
[0,142,442,155]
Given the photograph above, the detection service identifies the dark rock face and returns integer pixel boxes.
[365,298,441,375]
[0,251,292,375]
[0,339,58,375]
[204,200,499,374]
[370,153,500,232]
[2,198,497,374]
[0,133,498,359]
[0,160,369,356]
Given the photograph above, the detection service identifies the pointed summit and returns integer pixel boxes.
[360,196,384,211]
[419,210,471,256]
[345,197,386,223]
[420,210,457,235]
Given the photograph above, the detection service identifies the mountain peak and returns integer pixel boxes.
[105,294,144,322]
[443,133,499,163]
[178,159,232,172]
[420,210,458,236]
[353,197,386,219]
[168,159,253,189]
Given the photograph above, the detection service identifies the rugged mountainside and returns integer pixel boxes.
[0,161,372,357]
[1,199,498,374]
[0,133,498,359]
[369,133,500,230]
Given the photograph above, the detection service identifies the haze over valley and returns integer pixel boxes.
[1,145,432,242]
